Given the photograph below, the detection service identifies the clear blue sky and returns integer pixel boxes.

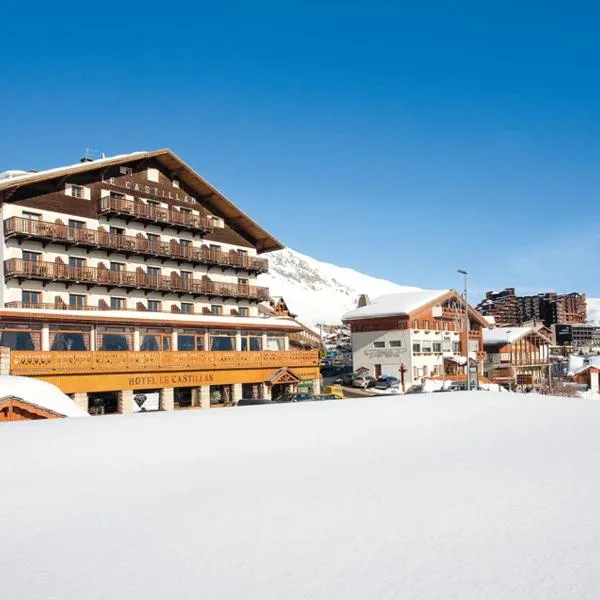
[3,0,600,300]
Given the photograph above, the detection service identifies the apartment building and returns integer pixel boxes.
[0,150,319,414]
[477,288,586,327]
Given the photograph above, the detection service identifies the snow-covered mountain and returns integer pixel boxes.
[259,248,419,326]
[587,298,600,324]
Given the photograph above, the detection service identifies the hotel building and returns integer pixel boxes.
[0,150,319,414]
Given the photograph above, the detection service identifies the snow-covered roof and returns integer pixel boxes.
[0,152,146,187]
[0,149,283,253]
[0,308,300,330]
[483,327,541,346]
[2,392,600,598]
[343,289,449,320]
[0,376,88,418]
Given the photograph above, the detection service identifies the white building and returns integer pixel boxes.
[343,289,488,389]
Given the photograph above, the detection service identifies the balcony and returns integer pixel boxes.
[10,349,320,377]
[99,197,213,234]
[4,217,268,273]
[4,259,270,301]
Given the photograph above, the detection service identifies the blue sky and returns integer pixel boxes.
[2,0,600,299]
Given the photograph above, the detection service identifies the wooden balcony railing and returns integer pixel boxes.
[99,197,213,234]
[10,349,320,376]
[4,217,268,273]
[4,259,270,301]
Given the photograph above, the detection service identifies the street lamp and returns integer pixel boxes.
[457,269,470,391]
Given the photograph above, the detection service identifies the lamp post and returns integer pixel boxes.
[457,269,470,391]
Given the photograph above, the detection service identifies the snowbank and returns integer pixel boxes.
[0,375,88,417]
[2,393,600,599]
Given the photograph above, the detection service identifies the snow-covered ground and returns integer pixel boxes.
[3,393,600,599]
[259,247,419,325]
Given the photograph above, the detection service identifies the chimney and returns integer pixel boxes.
[357,294,371,308]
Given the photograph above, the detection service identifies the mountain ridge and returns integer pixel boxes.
[259,248,420,325]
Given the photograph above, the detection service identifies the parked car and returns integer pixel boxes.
[405,385,424,394]
[352,375,377,389]
[236,398,275,406]
[335,373,355,387]
[322,385,344,399]
[375,376,401,390]
[273,393,314,403]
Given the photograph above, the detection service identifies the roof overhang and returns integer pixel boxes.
[0,149,283,254]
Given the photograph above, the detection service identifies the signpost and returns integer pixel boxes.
[399,363,407,393]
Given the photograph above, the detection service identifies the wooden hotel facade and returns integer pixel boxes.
[0,150,319,414]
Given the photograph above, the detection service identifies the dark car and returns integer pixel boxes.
[375,376,401,390]
[273,393,314,403]
[236,398,275,406]
[335,373,355,386]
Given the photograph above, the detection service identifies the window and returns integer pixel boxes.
[412,342,421,353]
[238,278,249,286]
[373,341,385,348]
[148,300,161,312]
[389,340,402,348]
[71,185,84,198]
[210,305,223,316]
[22,250,41,263]
[147,267,161,283]
[69,257,85,269]
[413,319,418,329]
[180,270,192,281]
[0,323,42,350]
[109,226,124,236]
[433,342,442,353]
[173,179,180,188]
[50,325,91,351]
[120,166,133,175]
[110,262,124,272]
[209,244,221,252]
[22,211,41,221]
[452,341,461,353]
[147,168,160,182]
[238,249,248,256]
[209,330,236,351]
[423,320,430,329]
[97,327,132,351]
[69,294,86,309]
[147,233,160,244]
[238,306,249,317]
[180,239,191,248]
[240,331,262,351]
[22,290,40,306]
[140,329,171,351]
[181,302,194,314]
[178,330,205,351]
[110,191,125,200]
[69,219,85,229]
[266,335,285,351]
[422,341,433,353]
[110,297,126,310]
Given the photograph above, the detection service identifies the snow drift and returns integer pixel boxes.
[2,392,600,599]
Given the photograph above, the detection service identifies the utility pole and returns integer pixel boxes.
[458,269,470,391]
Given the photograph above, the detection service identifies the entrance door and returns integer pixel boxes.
[374,364,382,378]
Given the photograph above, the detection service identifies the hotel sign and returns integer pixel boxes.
[101,175,197,205]
[37,367,320,394]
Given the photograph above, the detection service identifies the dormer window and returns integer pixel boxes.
[66,184,90,199]
[120,166,133,176]
[147,168,159,182]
